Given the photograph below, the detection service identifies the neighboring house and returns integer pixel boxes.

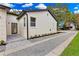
[70,22,76,30]
[58,20,76,30]
[65,22,76,30]
[0,5,57,42]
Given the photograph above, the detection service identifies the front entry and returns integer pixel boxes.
[11,23,18,34]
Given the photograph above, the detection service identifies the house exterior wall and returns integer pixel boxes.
[18,15,27,38]
[0,9,7,42]
[6,14,19,35]
[27,11,57,38]
[0,8,57,41]
[18,11,57,39]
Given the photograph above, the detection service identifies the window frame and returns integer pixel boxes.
[30,17,36,27]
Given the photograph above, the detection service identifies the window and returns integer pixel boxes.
[24,17,25,27]
[30,17,36,27]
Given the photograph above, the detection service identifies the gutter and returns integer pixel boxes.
[26,13,29,40]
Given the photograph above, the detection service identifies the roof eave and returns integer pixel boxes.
[0,4,11,9]
[17,10,26,20]
[7,12,19,16]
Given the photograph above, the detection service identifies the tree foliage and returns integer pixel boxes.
[47,6,76,29]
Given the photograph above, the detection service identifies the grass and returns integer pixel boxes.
[61,32,79,56]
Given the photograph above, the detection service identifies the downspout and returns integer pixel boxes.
[26,13,29,40]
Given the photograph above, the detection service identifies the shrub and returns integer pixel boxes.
[30,36,34,39]
[0,40,6,45]
[35,35,38,38]
[38,35,40,37]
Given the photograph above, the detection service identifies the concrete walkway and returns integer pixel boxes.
[4,31,77,56]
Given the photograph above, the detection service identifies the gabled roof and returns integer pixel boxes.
[47,9,56,21]
[17,9,47,19]
[17,9,56,20]
[17,10,26,19]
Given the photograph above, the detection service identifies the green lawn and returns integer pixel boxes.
[61,32,79,56]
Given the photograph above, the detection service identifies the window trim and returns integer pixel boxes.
[30,17,36,27]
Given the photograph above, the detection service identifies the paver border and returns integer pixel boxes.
[46,31,78,56]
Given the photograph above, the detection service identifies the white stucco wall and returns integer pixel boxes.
[6,14,19,35]
[18,15,27,38]
[0,9,7,42]
[0,8,57,41]
[27,11,57,38]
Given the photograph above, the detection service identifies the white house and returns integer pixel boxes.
[0,5,10,42]
[0,5,57,42]
[6,12,19,36]
[17,10,57,39]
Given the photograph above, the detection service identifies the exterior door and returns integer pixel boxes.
[11,23,18,34]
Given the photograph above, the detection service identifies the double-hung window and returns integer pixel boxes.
[30,17,36,27]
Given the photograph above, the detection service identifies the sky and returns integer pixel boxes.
[2,3,79,14]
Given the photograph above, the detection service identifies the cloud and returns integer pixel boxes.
[22,3,33,7]
[10,9,18,12]
[10,9,22,13]
[35,4,47,9]
[74,6,78,9]
[10,9,13,12]
[74,10,79,14]
[0,3,14,7]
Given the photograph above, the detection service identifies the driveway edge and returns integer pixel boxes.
[46,31,78,56]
